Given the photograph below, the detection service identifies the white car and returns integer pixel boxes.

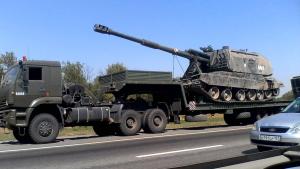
[250,98,300,151]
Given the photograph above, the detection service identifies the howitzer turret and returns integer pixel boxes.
[94,24,283,102]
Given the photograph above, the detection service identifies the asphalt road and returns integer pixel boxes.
[0,126,256,169]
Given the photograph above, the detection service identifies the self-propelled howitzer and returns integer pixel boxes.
[94,24,283,102]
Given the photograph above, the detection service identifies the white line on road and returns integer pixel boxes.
[136,145,224,158]
[0,127,250,154]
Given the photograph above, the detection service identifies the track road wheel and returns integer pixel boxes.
[93,124,117,136]
[257,146,272,152]
[221,89,232,101]
[28,113,59,144]
[208,87,220,100]
[247,90,257,101]
[235,89,246,101]
[256,90,264,100]
[264,90,272,99]
[273,89,280,96]
[13,127,32,144]
[118,110,141,136]
[144,109,167,133]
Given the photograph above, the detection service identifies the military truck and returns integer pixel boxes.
[0,59,289,144]
[0,24,290,144]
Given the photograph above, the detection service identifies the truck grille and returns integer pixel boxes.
[0,98,8,110]
[260,127,290,133]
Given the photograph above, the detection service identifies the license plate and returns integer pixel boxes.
[259,135,281,142]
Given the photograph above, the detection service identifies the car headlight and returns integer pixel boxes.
[252,122,258,131]
[290,123,300,134]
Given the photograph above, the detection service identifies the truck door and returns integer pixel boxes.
[14,66,46,107]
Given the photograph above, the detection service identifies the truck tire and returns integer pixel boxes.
[13,128,32,144]
[118,110,141,136]
[28,113,59,144]
[93,124,117,136]
[143,109,167,133]
[142,109,153,133]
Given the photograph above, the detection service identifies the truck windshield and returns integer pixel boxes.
[1,66,19,86]
[282,98,300,113]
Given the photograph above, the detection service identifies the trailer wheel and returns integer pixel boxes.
[13,128,32,144]
[143,109,167,133]
[118,110,141,136]
[28,113,59,144]
[93,124,117,136]
[224,114,240,126]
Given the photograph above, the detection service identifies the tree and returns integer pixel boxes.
[279,90,294,101]
[105,63,126,75]
[95,63,127,102]
[0,52,17,78]
[62,62,88,85]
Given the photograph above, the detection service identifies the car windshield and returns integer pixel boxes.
[1,66,19,86]
[282,98,300,113]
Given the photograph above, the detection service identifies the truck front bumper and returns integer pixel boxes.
[0,109,16,128]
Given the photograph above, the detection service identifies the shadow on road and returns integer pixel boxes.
[0,125,250,145]
[242,148,259,154]
[169,124,239,131]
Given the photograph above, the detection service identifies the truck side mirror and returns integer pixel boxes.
[23,68,29,82]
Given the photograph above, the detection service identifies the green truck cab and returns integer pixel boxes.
[0,60,113,144]
[0,60,62,128]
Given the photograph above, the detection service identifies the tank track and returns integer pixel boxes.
[188,83,274,104]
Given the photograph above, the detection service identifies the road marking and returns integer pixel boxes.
[0,127,250,154]
[136,145,224,158]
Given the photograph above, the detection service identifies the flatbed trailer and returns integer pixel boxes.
[99,70,290,126]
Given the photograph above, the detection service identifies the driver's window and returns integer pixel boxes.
[29,67,42,80]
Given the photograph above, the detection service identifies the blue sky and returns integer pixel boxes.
[0,0,299,94]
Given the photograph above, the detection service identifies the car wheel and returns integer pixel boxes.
[257,145,272,152]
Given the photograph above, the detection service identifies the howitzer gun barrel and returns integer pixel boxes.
[94,24,210,62]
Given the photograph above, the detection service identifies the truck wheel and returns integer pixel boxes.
[13,128,32,144]
[118,110,141,136]
[28,113,59,144]
[142,109,153,133]
[144,109,167,133]
[93,124,117,136]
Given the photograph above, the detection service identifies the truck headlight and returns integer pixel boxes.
[290,123,300,134]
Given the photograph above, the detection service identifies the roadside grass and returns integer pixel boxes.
[0,114,225,141]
